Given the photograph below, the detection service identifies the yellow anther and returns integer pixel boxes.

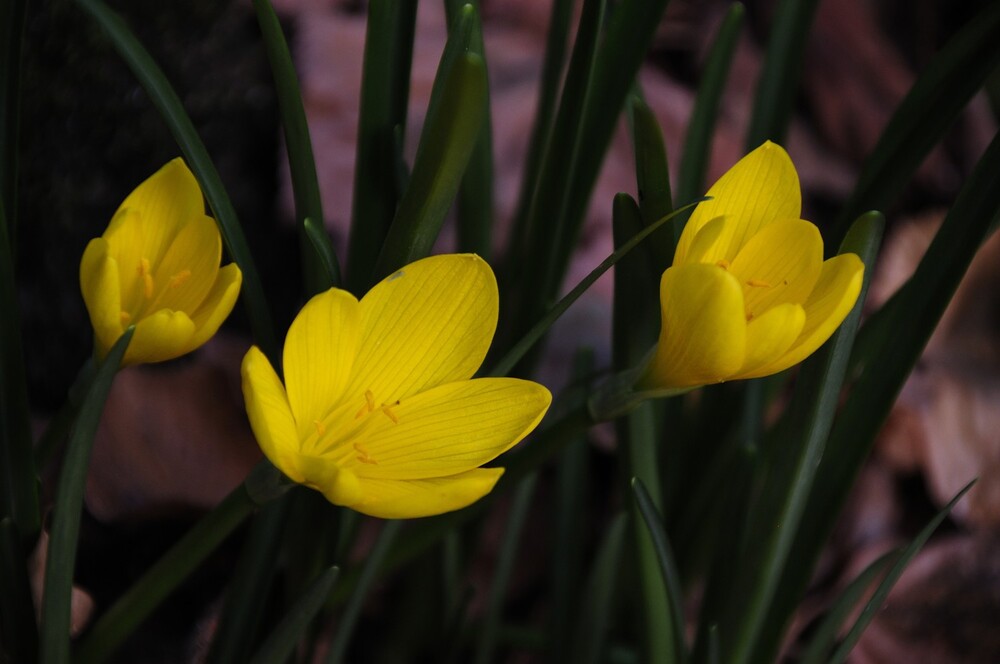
[120,311,131,323]
[137,258,155,298]
[746,311,755,321]
[381,401,400,424]
[716,259,731,270]
[314,420,326,436]
[364,390,375,411]
[168,270,192,288]
[354,442,378,465]
[746,279,771,288]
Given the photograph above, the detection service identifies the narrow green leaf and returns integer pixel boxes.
[721,212,883,664]
[745,0,822,148]
[252,0,341,292]
[676,2,744,205]
[829,481,975,663]
[0,0,26,242]
[474,474,538,664]
[629,96,675,272]
[554,0,671,302]
[325,520,401,664]
[515,0,605,332]
[74,0,279,363]
[549,351,593,659]
[0,190,38,538]
[508,0,574,261]
[832,1,1000,243]
[249,566,340,664]
[569,513,627,664]
[0,517,37,663]
[374,51,487,279]
[34,359,97,468]
[631,479,688,664]
[489,201,702,378]
[207,499,290,664]
[446,0,495,259]
[40,328,132,664]
[303,217,340,291]
[797,550,895,664]
[346,0,418,294]
[75,479,258,664]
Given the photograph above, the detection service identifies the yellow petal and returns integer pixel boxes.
[298,454,363,507]
[101,208,148,316]
[348,468,505,519]
[182,264,243,355]
[729,218,823,317]
[674,141,801,265]
[682,215,727,265]
[733,303,805,379]
[80,238,124,359]
[751,253,864,376]
[283,287,361,437]
[346,254,498,404]
[111,158,203,263]
[123,308,196,365]
[241,346,304,483]
[641,263,748,389]
[149,214,221,314]
[333,378,551,481]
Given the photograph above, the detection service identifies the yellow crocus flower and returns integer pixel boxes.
[241,254,552,519]
[80,159,242,365]
[640,141,864,389]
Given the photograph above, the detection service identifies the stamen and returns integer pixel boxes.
[746,279,771,288]
[354,442,378,465]
[137,258,155,299]
[120,311,131,323]
[169,270,192,288]
[716,259,731,270]
[355,390,378,419]
[381,401,400,424]
[314,420,326,436]
[746,311,755,321]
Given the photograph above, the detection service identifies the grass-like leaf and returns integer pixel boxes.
[629,96,675,272]
[570,513,628,664]
[829,481,975,663]
[248,565,340,664]
[74,0,279,362]
[345,0,418,294]
[722,212,883,664]
[677,3,744,205]
[473,474,538,664]
[745,0,822,148]
[373,49,487,279]
[303,217,342,292]
[325,520,401,664]
[39,328,132,664]
[831,1,1000,244]
[446,0,495,259]
[631,479,688,664]
[252,0,341,292]
[0,0,26,242]
[797,550,894,664]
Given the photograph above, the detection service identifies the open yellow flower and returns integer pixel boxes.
[640,141,864,390]
[241,254,552,519]
[80,159,242,365]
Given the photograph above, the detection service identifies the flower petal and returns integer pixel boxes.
[283,287,361,437]
[347,254,498,404]
[80,238,125,359]
[241,345,304,483]
[101,208,148,316]
[674,141,801,265]
[733,303,805,379]
[182,264,243,355]
[729,218,823,317]
[641,263,747,389]
[348,468,505,519]
[149,214,222,314]
[124,308,196,365]
[751,253,864,376]
[332,378,550,481]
